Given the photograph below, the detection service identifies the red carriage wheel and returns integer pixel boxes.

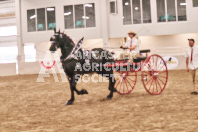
[114,70,137,95]
[141,54,168,95]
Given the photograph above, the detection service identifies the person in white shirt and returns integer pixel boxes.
[120,31,140,62]
[185,38,198,94]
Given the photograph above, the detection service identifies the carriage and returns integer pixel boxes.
[50,30,168,105]
[106,49,168,95]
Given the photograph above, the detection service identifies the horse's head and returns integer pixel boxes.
[49,29,62,52]
[49,29,75,59]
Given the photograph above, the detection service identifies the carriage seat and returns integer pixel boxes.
[133,56,147,63]
[139,49,150,53]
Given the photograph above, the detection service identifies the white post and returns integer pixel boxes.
[100,0,110,49]
[15,0,25,63]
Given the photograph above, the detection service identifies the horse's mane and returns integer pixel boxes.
[62,33,75,46]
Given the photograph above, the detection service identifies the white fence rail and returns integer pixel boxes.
[151,46,187,56]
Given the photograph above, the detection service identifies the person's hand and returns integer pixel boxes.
[120,46,128,50]
[186,67,189,72]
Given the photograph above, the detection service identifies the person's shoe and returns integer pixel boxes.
[191,91,198,95]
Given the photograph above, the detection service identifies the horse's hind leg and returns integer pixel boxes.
[107,75,115,100]
[108,77,117,92]
[66,75,88,105]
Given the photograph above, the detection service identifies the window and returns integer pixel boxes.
[0,26,17,36]
[142,0,152,23]
[177,0,187,21]
[27,9,36,32]
[110,1,116,14]
[193,0,198,7]
[75,5,84,28]
[123,0,132,25]
[167,0,176,22]
[85,3,96,27]
[157,0,166,22]
[64,3,96,29]
[122,0,151,25]
[27,7,56,32]
[132,0,141,24]
[47,7,56,30]
[0,46,18,64]
[37,8,46,31]
[24,43,36,62]
[64,6,74,29]
[156,0,187,22]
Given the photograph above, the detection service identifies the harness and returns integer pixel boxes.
[63,38,84,61]
[63,38,91,65]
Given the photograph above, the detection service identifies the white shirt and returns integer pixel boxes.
[125,37,139,53]
[185,45,198,70]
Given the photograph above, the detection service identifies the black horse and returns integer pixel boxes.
[49,29,116,105]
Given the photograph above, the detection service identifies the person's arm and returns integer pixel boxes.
[123,40,128,48]
[185,50,189,72]
[186,57,189,72]
[128,45,137,50]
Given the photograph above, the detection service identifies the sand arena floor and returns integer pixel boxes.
[0,70,198,132]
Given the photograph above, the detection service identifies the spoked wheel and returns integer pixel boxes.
[141,54,168,95]
[114,70,137,95]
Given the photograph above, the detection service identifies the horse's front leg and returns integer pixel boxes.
[66,74,88,105]
[73,74,88,95]
[66,76,75,105]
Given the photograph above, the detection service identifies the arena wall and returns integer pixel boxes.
[0,63,16,76]
[20,0,103,44]
[18,0,198,43]
[109,0,198,38]
[1,0,198,76]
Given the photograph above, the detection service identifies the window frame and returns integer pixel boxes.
[27,7,56,32]
[122,0,152,25]
[142,0,152,23]
[63,3,96,29]
[46,7,56,30]
[110,0,118,14]
[64,5,74,29]
[37,8,47,31]
[0,26,17,37]
[193,0,198,7]
[156,0,187,23]
[27,9,37,32]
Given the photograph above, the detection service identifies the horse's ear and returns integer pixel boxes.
[54,28,56,33]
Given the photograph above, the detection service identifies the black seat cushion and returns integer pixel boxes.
[133,57,147,63]
[140,49,150,53]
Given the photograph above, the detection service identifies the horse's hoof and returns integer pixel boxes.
[81,89,88,94]
[65,100,73,105]
[106,96,112,100]
[109,88,117,92]
[113,88,117,92]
